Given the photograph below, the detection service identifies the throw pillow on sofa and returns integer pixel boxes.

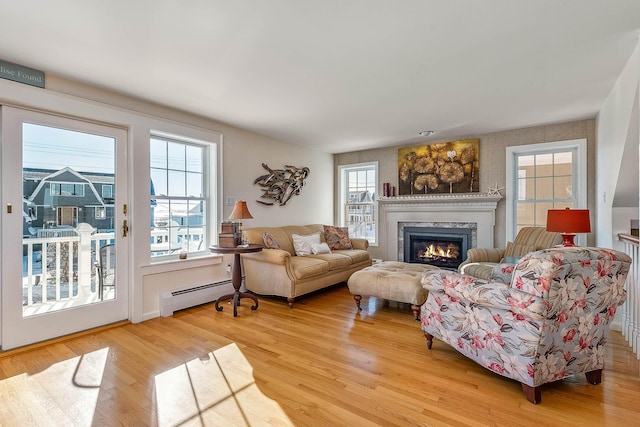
[323,225,352,250]
[292,232,321,256]
[262,232,281,249]
[311,242,331,254]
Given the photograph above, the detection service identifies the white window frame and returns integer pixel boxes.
[506,139,587,245]
[338,161,378,245]
[150,131,218,261]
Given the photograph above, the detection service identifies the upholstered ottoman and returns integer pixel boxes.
[347,261,438,319]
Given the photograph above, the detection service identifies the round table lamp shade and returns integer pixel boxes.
[229,201,253,220]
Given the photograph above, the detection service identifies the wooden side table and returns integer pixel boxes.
[209,244,263,317]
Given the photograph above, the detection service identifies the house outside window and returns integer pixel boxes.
[506,139,587,244]
[338,161,378,245]
[150,135,212,258]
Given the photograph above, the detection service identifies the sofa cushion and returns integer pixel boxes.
[333,249,371,264]
[289,256,330,280]
[308,252,352,270]
[292,232,321,256]
[513,226,562,250]
[323,225,353,250]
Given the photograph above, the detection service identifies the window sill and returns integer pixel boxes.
[140,254,223,275]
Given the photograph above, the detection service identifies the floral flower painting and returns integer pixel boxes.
[398,139,479,195]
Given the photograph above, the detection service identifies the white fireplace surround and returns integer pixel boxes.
[379,193,502,262]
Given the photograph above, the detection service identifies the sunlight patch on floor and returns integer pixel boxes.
[154,342,293,426]
[0,347,108,425]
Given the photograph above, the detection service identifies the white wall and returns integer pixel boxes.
[0,75,334,322]
[596,39,640,247]
[222,125,334,227]
[612,208,639,253]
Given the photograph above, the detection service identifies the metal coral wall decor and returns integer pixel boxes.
[254,163,310,206]
[398,139,479,195]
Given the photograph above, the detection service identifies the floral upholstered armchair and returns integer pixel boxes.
[420,247,631,404]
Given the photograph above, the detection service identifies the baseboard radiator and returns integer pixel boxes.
[159,278,234,317]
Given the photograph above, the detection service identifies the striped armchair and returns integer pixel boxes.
[459,227,561,280]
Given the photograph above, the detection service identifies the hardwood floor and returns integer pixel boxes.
[1,283,639,426]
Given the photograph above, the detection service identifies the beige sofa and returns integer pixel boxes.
[241,224,372,308]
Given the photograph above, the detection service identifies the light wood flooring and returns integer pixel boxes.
[1,283,640,426]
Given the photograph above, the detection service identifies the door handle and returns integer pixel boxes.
[122,220,129,237]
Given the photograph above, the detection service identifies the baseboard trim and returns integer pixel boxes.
[0,320,130,357]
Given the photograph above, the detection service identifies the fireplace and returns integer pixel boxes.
[381,194,500,262]
[403,226,472,269]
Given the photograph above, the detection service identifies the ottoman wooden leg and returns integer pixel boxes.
[353,294,362,311]
[411,304,421,321]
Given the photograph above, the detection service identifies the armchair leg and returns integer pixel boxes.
[411,304,420,321]
[521,384,541,404]
[585,369,602,384]
[353,294,362,311]
[424,332,433,349]
[287,298,295,309]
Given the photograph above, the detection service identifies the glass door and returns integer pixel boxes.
[1,106,129,350]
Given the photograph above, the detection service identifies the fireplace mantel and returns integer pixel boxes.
[379,193,503,261]
[378,193,502,206]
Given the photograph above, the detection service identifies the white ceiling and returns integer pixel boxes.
[1,1,639,154]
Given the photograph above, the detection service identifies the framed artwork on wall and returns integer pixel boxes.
[398,138,479,195]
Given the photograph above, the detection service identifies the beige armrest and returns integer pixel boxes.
[349,238,369,250]
[241,249,291,265]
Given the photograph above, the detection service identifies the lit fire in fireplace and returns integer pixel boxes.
[419,243,460,261]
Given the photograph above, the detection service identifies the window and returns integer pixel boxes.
[95,206,106,219]
[50,182,84,196]
[150,135,210,258]
[506,139,587,243]
[102,184,113,199]
[338,162,378,244]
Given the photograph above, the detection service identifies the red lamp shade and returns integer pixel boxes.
[546,208,591,246]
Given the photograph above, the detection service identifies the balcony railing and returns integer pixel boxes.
[618,233,639,359]
[22,227,115,308]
